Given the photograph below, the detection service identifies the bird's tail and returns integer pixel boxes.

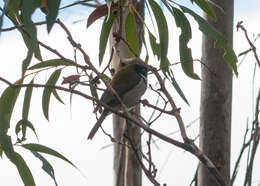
[87,110,108,140]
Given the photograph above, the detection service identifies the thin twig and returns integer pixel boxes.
[236,21,260,68]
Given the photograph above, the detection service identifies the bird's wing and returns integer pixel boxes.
[101,67,141,106]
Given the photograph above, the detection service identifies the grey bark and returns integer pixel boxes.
[198,0,234,186]
[111,1,144,186]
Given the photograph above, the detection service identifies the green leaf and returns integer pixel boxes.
[125,11,139,56]
[52,89,64,104]
[6,0,21,12]
[0,146,3,158]
[148,0,169,71]
[190,0,216,20]
[179,5,238,76]
[15,119,38,141]
[168,69,189,105]
[0,79,22,132]
[0,134,17,163]
[22,49,34,76]
[172,7,200,79]
[99,14,115,65]
[46,0,61,33]
[22,79,34,119]
[42,69,62,120]
[22,143,77,168]
[149,32,189,104]
[6,8,42,61]
[15,152,36,186]
[21,0,42,67]
[29,59,70,70]
[31,151,58,186]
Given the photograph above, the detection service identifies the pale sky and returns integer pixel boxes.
[0,1,260,186]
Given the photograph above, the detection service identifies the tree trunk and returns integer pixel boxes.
[198,0,234,186]
[110,1,144,186]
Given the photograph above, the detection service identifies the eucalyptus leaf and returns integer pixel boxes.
[179,5,238,75]
[46,0,61,32]
[29,59,70,70]
[22,143,77,169]
[99,14,115,65]
[125,11,139,56]
[148,0,169,72]
[0,79,22,132]
[172,7,200,79]
[42,69,62,120]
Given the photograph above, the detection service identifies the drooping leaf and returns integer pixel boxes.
[42,69,62,120]
[31,151,58,186]
[99,14,115,65]
[179,5,238,75]
[15,152,36,186]
[21,0,42,66]
[167,69,189,105]
[22,143,77,168]
[46,0,61,33]
[29,59,70,70]
[52,89,64,104]
[190,0,216,20]
[172,7,200,79]
[148,0,169,71]
[125,11,139,56]
[15,119,38,141]
[0,134,17,163]
[0,79,22,132]
[6,0,21,12]
[0,133,35,186]
[149,32,189,104]
[22,79,34,120]
[22,49,34,76]
[87,3,118,27]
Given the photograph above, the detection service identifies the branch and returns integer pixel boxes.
[236,21,260,68]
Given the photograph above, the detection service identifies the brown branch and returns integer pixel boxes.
[236,21,260,68]
[0,21,47,32]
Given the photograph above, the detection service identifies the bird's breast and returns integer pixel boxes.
[121,78,147,108]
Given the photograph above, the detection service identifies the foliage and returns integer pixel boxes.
[0,0,239,185]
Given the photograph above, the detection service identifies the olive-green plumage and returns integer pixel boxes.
[88,63,148,139]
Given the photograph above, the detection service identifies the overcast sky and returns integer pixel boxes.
[0,1,260,186]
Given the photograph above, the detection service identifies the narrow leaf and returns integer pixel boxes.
[15,152,36,186]
[22,49,33,76]
[52,89,64,104]
[22,143,77,168]
[42,69,62,120]
[29,59,70,70]
[0,134,17,163]
[99,14,115,65]
[31,151,58,186]
[21,0,42,65]
[149,32,189,104]
[15,119,38,141]
[0,79,22,132]
[191,0,216,20]
[148,0,169,71]
[172,7,200,79]
[179,5,238,75]
[22,79,34,119]
[46,0,61,33]
[87,4,111,27]
[167,69,189,105]
[125,11,139,56]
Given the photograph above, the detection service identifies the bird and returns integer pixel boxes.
[87,62,148,140]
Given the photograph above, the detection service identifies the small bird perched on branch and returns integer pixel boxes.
[87,62,148,139]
